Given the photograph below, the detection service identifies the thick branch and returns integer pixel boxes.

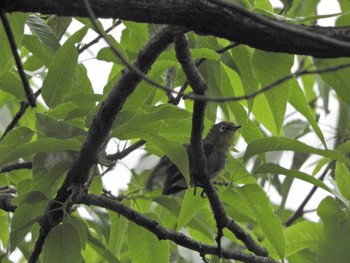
[76,193,278,263]
[29,26,186,263]
[3,0,350,58]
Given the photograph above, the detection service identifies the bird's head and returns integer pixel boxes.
[205,121,241,149]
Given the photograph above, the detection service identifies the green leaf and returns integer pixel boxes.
[244,137,350,166]
[255,163,331,192]
[0,127,34,159]
[141,133,190,183]
[26,14,60,52]
[97,35,128,65]
[252,92,279,134]
[10,201,48,252]
[190,48,220,60]
[112,105,193,142]
[108,211,129,259]
[86,231,120,263]
[199,60,222,122]
[12,191,48,205]
[0,210,9,248]
[122,60,178,111]
[236,184,285,260]
[32,153,72,198]
[253,50,293,134]
[43,223,82,263]
[289,80,326,147]
[262,221,324,259]
[0,72,26,100]
[314,58,350,105]
[36,113,87,139]
[177,189,207,230]
[47,16,72,40]
[22,35,54,68]
[41,41,78,108]
[66,217,88,249]
[41,27,88,108]
[254,0,273,11]
[120,21,148,53]
[230,46,259,111]
[335,162,350,200]
[89,175,103,195]
[128,218,169,263]
[0,138,81,168]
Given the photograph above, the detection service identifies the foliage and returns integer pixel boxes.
[1,0,350,262]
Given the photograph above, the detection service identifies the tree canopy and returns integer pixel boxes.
[1,0,350,262]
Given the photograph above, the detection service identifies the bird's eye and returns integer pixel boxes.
[220,125,227,132]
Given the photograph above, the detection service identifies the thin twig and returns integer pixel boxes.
[77,19,122,53]
[0,90,41,142]
[0,10,36,107]
[0,161,32,173]
[83,0,184,92]
[171,43,239,104]
[105,139,145,161]
[284,162,332,226]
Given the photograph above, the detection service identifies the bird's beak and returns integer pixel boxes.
[231,125,241,131]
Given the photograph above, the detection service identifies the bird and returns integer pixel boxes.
[146,121,241,195]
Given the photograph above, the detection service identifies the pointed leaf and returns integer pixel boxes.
[128,219,169,263]
[26,14,60,52]
[41,27,88,108]
[314,58,350,105]
[10,201,47,252]
[289,80,326,147]
[262,221,324,259]
[237,184,285,260]
[42,223,82,263]
[0,138,81,168]
[335,162,350,201]
[253,51,293,133]
[255,163,330,192]
[177,189,207,230]
[244,137,350,166]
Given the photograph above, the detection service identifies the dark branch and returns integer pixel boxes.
[0,10,36,107]
[77,19,122,53]
[0,90,41,142]
[76,193,278,263]
[3,0,350,58]
[0,161,32,173]
[175,34,267,257]
[0,193,16,212]
[284,162,332,227]
[82,0,186,93]
[105,140,146,161]
[29,25,186,263]
[167,61,350,103]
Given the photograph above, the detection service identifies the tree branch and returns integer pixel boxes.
[29,25,186,263]
[0,90,41,142]
[0,9,36,107]
[76,193,278,263]
[284,162,332,227]
[0,161,32,173]
[3,0,350,58]
[175,34,268,257]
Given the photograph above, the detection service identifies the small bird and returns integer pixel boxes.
[146,121,241,195]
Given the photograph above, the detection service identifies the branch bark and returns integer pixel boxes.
[76,193,278,263]
[3,0,350,58]
[29,25,186,263]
